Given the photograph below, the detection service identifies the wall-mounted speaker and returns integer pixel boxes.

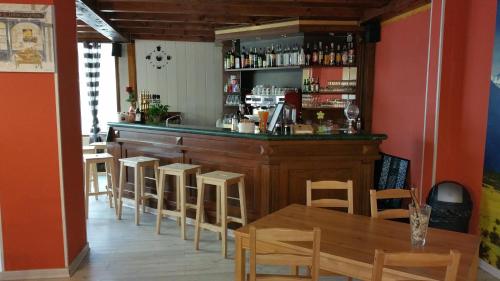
[112,43,122,57]
[364,21,381,43]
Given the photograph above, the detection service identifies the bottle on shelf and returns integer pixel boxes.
[324,43,330,66]
[329,42,335,66]
[263,47,269,68]
[318,41,324,65]
[253,47,258,68]
[299,45,305,66]
[135,105,142,124]
[305,43,311,66]
[258,48,263,68]
[342,43,348,66]
[235,47,241,69]
[312,43,318,65]
[291,44,299,66]
[276,44,283,67]
[335,44,342,66]
[270,44,276,67]
[240,47,246,68]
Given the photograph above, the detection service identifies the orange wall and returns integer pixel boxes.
[372,8,431,189]
[0,0,86,270]
[433,0,497,233]
[53,0,87,262]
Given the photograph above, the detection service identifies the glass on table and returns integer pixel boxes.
[409,204,432,247]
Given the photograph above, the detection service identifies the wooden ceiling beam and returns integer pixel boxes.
[361,0,430,23]
[131,33,214,42]
[76,0,128,42]
[98,1,363,19]
[114,21,223,31]
[105,12,274,25]
[119,27,213,37]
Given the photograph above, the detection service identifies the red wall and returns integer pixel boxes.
[372,8,431,189]
[0,0,86,270]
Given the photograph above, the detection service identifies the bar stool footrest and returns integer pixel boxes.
[227,216,244,224]
[199,222,222,233]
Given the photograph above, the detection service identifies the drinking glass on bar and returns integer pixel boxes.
[258,111,269,132]
[409,204,432,247]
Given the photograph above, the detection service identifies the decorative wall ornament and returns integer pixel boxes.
[145,45,171,70]
[0,4,55,72]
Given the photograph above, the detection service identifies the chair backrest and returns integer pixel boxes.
[369,188,413,219]
[306,180,354,214]
[372,249,461,281]
[249,226,321,281]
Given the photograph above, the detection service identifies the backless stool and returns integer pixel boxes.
[83,153,116,219]
[117,156,159,225]
[156,163,201,238]
[194,171,247,258]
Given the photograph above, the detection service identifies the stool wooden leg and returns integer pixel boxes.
[84,161,90,219]
[134,166,141,225]
[140,166,146,214]
[105,160,113,208]
[216,184,221,240]
[92,163,99,200]
[118,163,125,220]
[108,159,117,214]
[194,178,205,250]
[156,171,165,234]
[238,178,247,226]
[221,182,228,258]
[179,172,187,240]
[175,175,181,226]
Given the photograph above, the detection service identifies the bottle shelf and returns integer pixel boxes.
[224,65,356,72]
[302,106,346,110]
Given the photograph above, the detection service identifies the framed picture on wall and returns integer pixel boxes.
[0,4,55,72]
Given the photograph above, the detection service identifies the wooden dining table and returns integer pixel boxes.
[234,204,480,281]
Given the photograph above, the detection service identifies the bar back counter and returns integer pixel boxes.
[108,122,387,223]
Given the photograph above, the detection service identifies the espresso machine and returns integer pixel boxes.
[244,86,300,125]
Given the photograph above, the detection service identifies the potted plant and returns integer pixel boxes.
[147,104,170,124]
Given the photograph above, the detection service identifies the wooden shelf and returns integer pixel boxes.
[302,107,345,110]
[224,65,356,72]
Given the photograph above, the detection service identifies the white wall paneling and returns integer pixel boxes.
[134,40,222,126]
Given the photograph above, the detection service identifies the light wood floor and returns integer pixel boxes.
[25,185,498,281]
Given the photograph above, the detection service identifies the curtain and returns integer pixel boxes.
[83,42,102,143]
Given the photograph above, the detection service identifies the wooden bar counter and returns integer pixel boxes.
[107,122,387,223]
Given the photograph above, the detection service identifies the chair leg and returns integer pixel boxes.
[117,163,125,220]
[140,166,146,214]
[176,175,181,226]
[238,178,247,226]
[221,182,228,258]
[180,173,187,240]
[105,161,113,208]
[84,162,90,219]
[194,179,205,250]
[216,185,221,240]
[134,166,141,225]
[156,171,165,234]
[109,159,117,214]
[92,163,99,200]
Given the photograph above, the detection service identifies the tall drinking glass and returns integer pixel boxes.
[258,111,269,132]
[409,204,432,247]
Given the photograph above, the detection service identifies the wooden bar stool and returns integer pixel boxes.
[83,153,116,219]
[82,145,96,154]
[83,145,99,200]
[156,163,201,238]
[194,171,247,258]
[117,156,160,225]
[90,141,107,152]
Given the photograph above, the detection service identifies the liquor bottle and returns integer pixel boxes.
[304,78,309,93]
[270,44,276,67]
[348,42,355,65]
[342,44,348,66]
[235,48,241,69]
[240,47,246,68]
[253,47,258,68]
[282,45,289,66]
[312,43,318,65]
[229,47,235,69]
[329,42,335,66]
[318,42,324,65]
[305,43,311,66]
[263,48,269,68]
[324,44,329,66]
[258,48,263,68]
[248,48,254,68]
[299,45,305,66]
[135,106,142,124]
[291,44,299,66]
[335,44,342,66]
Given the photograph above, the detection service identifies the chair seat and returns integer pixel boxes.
[84,153,113,162]
[159,163,201,173]
[90,142,107,150]
[119,156,159,166]
[200,170,244,182]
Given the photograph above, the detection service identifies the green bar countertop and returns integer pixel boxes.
[108,122,387,141]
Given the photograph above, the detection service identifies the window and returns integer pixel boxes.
[78,43,117,135]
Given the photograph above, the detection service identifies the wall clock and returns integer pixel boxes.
[145,45,171,70]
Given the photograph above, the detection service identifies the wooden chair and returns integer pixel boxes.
[306,180,354,214]
[369,188,414,219]
[372,249,461,281]
[249,226,321,281]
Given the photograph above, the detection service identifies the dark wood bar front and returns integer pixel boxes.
[108,122,386,223]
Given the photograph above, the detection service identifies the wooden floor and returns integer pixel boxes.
[24,180,498,281]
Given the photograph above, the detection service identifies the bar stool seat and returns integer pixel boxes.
[83,145,96,154]
[90,141,107,151]
[156,163,201,238]
[83,153,116,219]
[117,156,159,225]
[194,170,247,258]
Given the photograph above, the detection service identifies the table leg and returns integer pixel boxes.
[235,233,246,281]
[467,247,480,281]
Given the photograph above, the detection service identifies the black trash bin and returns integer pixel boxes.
[426,181,473,233]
